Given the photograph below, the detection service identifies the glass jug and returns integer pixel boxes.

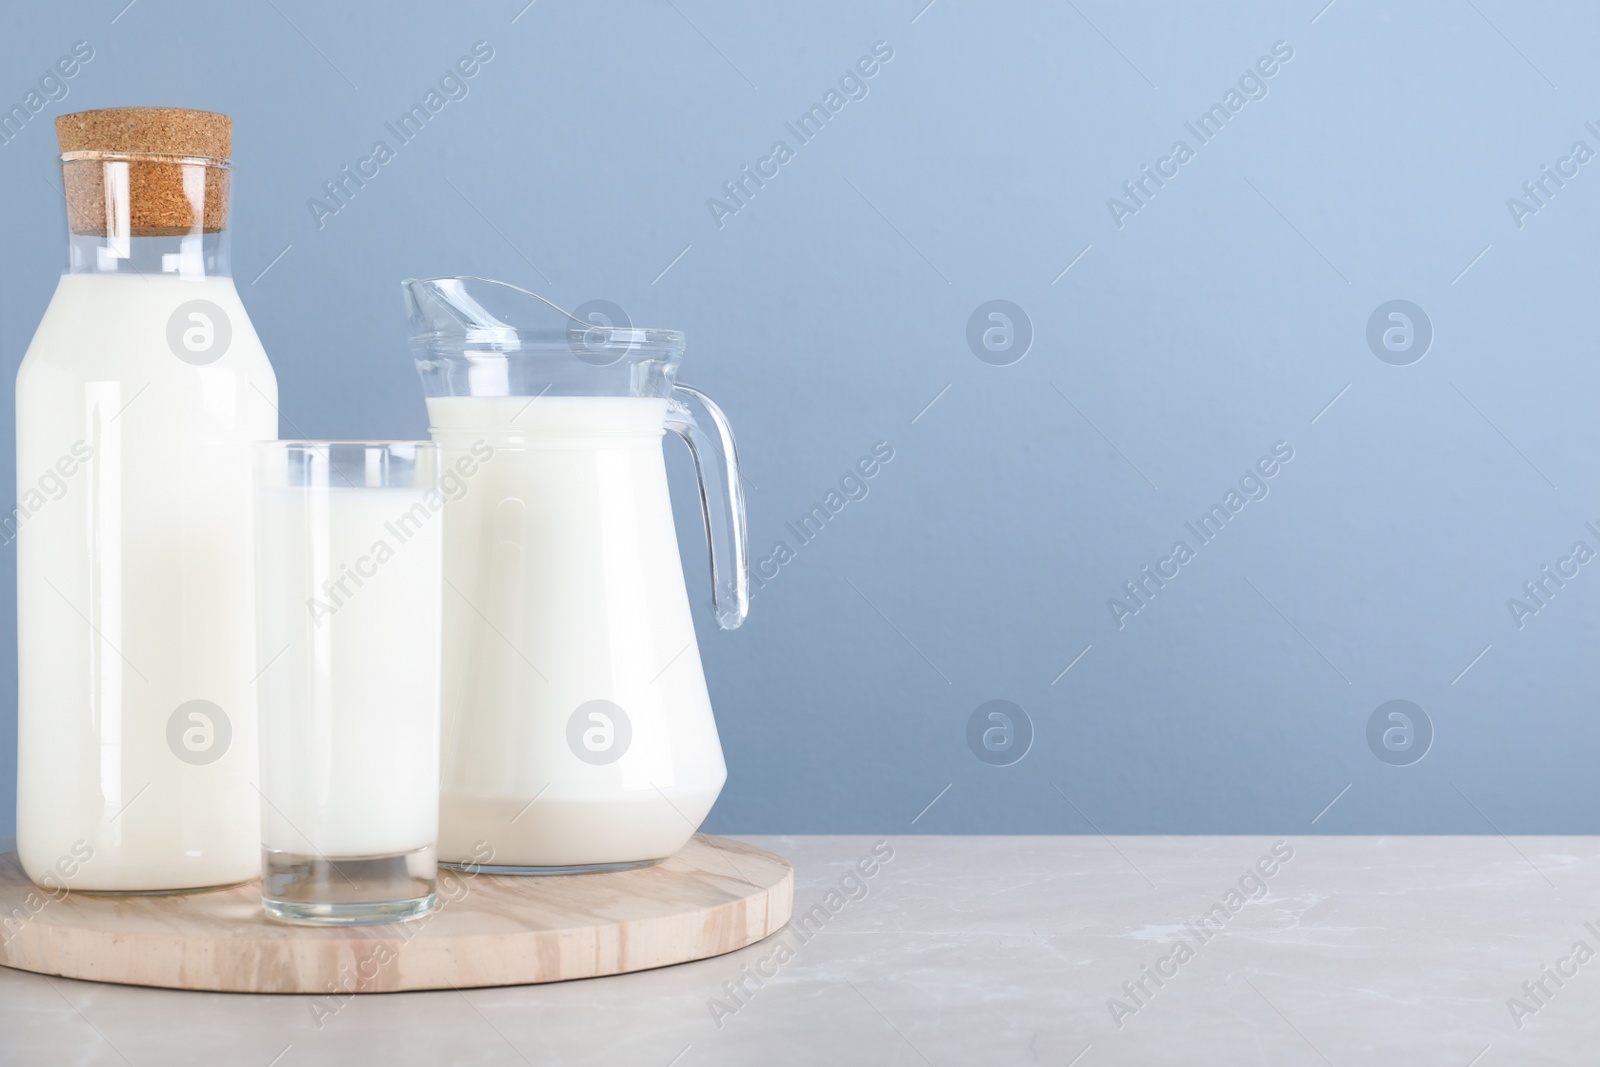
[403,277,747,872]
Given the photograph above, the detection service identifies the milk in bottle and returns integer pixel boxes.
[15,108,277,892]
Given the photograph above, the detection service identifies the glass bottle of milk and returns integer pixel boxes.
[14,108,278,892]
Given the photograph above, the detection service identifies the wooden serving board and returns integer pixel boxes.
[0,835,791,993]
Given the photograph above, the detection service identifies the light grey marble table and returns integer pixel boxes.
[0,834,1593,1065]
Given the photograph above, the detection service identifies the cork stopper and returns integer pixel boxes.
[56,107,232,236]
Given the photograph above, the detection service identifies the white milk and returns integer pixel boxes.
[16,272,277,891]
[255,486,442,858]
[427,395,726,868]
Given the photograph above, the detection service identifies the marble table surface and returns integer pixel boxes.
[2,834,1595,1065]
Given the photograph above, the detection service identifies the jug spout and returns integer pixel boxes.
[403,275,596,348]
[404,276,686,400]
[403,275,539,350]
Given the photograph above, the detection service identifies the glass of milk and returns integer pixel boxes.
[253,441,443,925]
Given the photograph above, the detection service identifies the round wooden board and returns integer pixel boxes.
[0,835,792,993]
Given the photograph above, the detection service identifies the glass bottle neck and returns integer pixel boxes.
[68,230,231,278]
[59,152,235,278]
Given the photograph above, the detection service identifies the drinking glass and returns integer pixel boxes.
[253,441,443,925]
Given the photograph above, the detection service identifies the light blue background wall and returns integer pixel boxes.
[1,0,1595,836]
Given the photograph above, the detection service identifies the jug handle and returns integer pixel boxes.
[665,385,749,630]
